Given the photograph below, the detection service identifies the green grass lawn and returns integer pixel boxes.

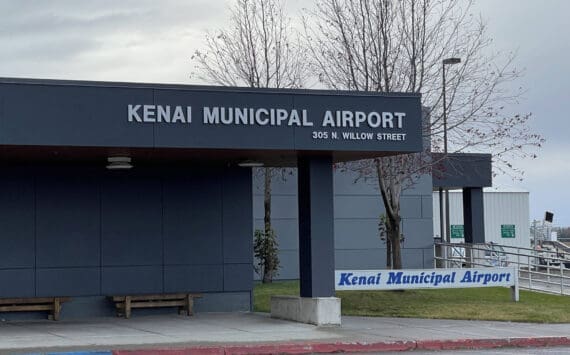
[254,280,570,323]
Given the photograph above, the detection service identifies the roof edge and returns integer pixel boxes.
[0,76,422,98]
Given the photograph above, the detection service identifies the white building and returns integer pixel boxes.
[433,188,530,249]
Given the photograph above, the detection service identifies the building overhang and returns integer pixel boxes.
[432,153,493,190]
[0,77,423,167]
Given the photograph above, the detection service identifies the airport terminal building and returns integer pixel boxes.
[0,78,432,319]
[0,77,495,321]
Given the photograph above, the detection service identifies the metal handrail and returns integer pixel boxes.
[434,242,570,296]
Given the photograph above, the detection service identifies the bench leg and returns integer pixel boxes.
[116,304,124,318]
[53,297,61,321]
[185,295,194,316]
[125,296,132,319]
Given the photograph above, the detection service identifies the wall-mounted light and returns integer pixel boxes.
[237,160,263,168]
[106,156,133,170]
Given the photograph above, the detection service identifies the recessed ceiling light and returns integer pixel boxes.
[237,160,263,168]
[106,156,133,170]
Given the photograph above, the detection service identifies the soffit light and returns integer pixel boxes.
[106,156,133,170]
[237,160,264,168]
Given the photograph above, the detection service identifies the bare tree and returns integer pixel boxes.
[192,0,306,282]
[305,0,544,269]
[192,0,306,88]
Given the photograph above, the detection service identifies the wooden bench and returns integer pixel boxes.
[111,293,203,319]
[0,297,70,321]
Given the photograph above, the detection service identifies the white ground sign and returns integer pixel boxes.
[335,267,519,301]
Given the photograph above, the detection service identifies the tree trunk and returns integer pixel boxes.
[262,167,273,283]
[375,158,404,270]
[390,226,403,269]
[264,168,272,234]
[386,238,392,269]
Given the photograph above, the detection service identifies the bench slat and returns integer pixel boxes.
[110,293,202,318]
[0,297,70,321]
[0,297,71,305]
[112,294,202,302]
[0,304,53,312]
[116,300,186,309]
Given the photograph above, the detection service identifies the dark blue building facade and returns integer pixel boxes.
[0,78,423,319]
[0,165,253,317]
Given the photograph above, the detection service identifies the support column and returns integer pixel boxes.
[270,155,340,326]
[297,155,335,297]
[463,187,485,244]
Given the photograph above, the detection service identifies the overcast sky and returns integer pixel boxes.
[471,0,570,226]
[0,0,568,225]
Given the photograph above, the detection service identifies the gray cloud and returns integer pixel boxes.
[0,0,226,76]
[473,0,570,141]
[0,0,568,224]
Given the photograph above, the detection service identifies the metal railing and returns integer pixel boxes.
[434,242,570,296]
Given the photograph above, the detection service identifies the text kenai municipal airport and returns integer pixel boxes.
[127,104,409,142]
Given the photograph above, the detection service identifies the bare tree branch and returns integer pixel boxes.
[191,0,305,282]
[304,0,544,268]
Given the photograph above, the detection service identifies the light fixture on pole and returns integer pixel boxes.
[441,57,461,243]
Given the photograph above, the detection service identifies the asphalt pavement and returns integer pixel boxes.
[2,312,570,355]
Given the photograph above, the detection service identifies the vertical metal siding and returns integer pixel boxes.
[432,191,530,248]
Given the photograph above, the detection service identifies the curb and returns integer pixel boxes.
[104,336,570,355]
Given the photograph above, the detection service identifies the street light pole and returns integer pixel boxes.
[442,57,461,243]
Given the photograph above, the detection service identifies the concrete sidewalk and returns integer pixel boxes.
[2,312,570,354]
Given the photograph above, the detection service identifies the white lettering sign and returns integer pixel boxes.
[128,105,406,129]
[128,104,191,123]
[200,107,312,127]
[321,110,405,128]
[127,104,413,143]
